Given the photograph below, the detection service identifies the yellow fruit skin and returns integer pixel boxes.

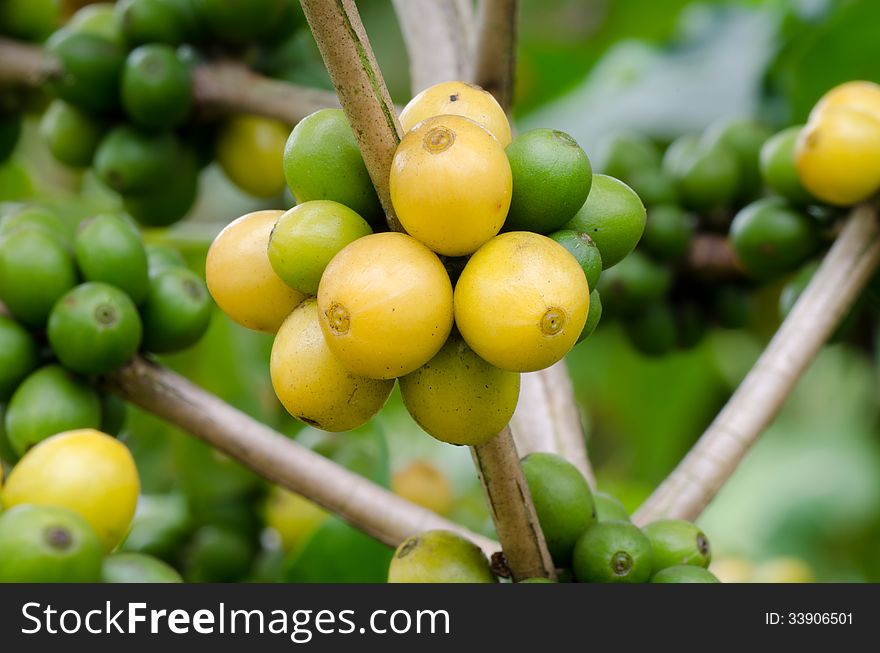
[2,429,139,551]
[271,299,394,431]
[317,232,454,379]
[391,461,454,515]
[263,486,328,553]
[390,115,512,256]
[216,115,288,198]
[207,210,305,333]
[796,107,880,206]
[811,80,880,121]
[398,335,519,446]
[399,81,512,147]
[454,232,589,373]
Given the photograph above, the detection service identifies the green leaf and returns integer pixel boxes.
[283,517,393,583]
[771,0,880,122]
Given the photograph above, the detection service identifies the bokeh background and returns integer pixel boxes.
[3,0,880,582]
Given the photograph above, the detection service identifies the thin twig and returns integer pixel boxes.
[0,37,339,125]
[634,204,880,525]
[299,0,404,232]
[472,0,518,109]
[107,357,498,556]
[392,0,475,93]
[472,428,557,581]
[193,63,339,124]
[0,37,58,86]
[512,361,595,486]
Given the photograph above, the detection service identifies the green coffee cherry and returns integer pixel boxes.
[548,229,602,290]
[760,126,815,204]
[663,134,740,212]
[642,519,711,570]
[596,250,672,316]
[642,204,694,262]
[703,118,771,201]
[729,197,819,280]
[387,530,497,583]
[577,289,602,344]
[563,174,646,269]
[651,565,719,583]
[572,521,653,583]
[521,452,595,567]
[600,132,662,182]
[593,491,629,522]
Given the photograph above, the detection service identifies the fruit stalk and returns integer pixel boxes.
[634,203,880,524]
[472,0,518,110]
[392,0,476,93]
[106,356,498,556]
[472,428,557,580]
[511,361,595,486]
[299,0,404,232]
[0,37,338,126]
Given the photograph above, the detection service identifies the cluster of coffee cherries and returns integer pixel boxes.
[1,0,311,226]
[206,80,646,446]
[596,80,880,356]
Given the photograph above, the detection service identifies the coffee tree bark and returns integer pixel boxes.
[473,0,519,109]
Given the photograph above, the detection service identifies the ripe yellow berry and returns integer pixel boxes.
[399,334,520,446]
[390,114,512,256]
[216,115,288,198]
[399,81,512,146]
[454,232,589,373]
[2,429,139,551]
[206,210,305,333]
[317,232,454,379]
[810,80,880,122]
[796,107,880,206]
[270,299,394,432]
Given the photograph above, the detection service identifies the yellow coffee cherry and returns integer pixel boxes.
[398,80,512,146]
[206,210,306,333]
[391,461,455,516]
[216,115,288,198]
[263,486,328,553]
[398,334,520,446]
[796,107,880,206]
[811,80,880,121]
[317,232,454,379]
[2,429,139,551]
[454,232,589,372]
[270,299,394,432]
[390,114,512,256]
